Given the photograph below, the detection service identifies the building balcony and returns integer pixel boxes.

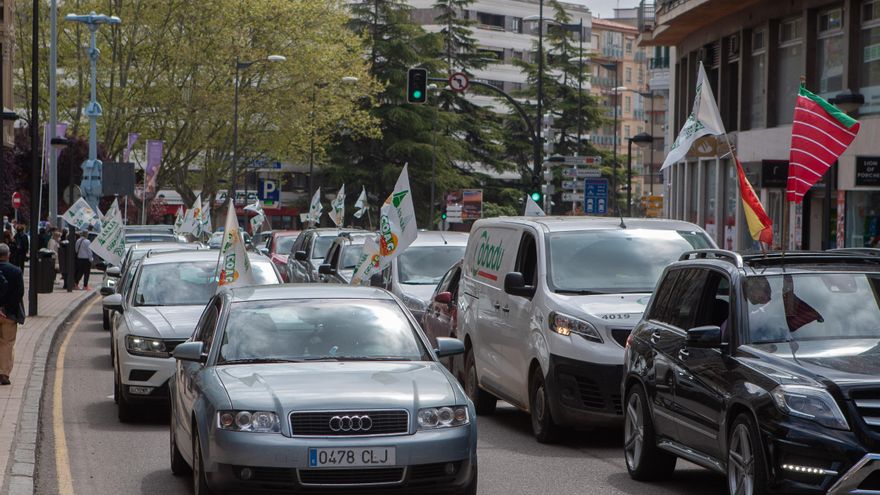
[647,0,762,45]
[649,57,669,69]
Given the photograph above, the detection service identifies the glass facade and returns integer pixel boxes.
[817,8,845,99]
[861,0,880,113]
[775,17,804,125]
[722,160,738,250]
[750,29,766,128]
[703,161,717,239]
[846,191,880,247]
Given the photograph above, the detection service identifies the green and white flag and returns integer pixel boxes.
[173,206,185,234]
[250,213,265,235]
[661,61,726,170]
[330,184,346,227]
[376,165,418,269]
[350,235,381,286]
[181,195,204,236]
[61,198,100,231]
[201,206,212,235]
[217,200,256,291]
[308,188,323,225]
[91,199,125,266]
[353,186,368,219]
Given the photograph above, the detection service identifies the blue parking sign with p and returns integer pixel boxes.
[259,179,279,202]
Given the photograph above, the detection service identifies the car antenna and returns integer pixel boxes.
[438,228,448,245]
[618,209,627,229]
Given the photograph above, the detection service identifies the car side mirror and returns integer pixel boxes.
[686,325,722,348]
[318,264,334,275]
[173,341,206,363]
[294,251,308,262]
[258,247,270,255]
[504,272,536,298]
[434,337,465,358]
[434,291,452,305]
[369,273,385,288]
[104,293,124,313]
[96,261,108,271]
[100,286,115,297]
[106,266,121,278]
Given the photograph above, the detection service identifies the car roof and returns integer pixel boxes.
[129,242,199,252]
[311,228,365,237]
[472,216,705,234]
[141,249,268,265]
[410,231,468,246]
[227,284,394,302]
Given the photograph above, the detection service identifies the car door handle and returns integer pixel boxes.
[501,305,510,313]
[678,348,690,358]
[650,332,662,343]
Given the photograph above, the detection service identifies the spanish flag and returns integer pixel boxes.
[736,158,773,245]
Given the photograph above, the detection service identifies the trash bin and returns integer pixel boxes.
[36,249,55,294]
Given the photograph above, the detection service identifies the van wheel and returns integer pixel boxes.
[529,367,562,443]
[624,385,677,480]
[465,349,496,415]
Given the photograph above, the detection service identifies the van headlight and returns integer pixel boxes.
[771,385,849,431]
[549,312,603,343]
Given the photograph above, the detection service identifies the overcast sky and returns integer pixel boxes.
[566,0,641,19]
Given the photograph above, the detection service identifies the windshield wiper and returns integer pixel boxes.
[555,289,604,295]
[220,358,303,365]
[332,356,414,361]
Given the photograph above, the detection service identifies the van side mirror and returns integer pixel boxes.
[434,291,452,305]
[173,341,206,363]
[318,264,334,275]
[504,272,535,298]
[686,325,722,348]
[294,251,308,262]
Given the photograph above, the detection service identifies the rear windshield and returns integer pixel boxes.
[313,236,335,259]
[547,229,713,294]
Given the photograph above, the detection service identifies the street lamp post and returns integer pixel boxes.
[307,76,359,200]
[51,137,72,291]
[626,132,653,216]
[428,83,439,228]
[232,55,286,207]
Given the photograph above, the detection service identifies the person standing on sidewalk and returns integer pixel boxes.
[12,224,28,269]
[0,243,25,385]
[74,230,94,290]
[47,228,62,284]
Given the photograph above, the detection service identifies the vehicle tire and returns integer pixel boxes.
[102,309,110,330]
[193,428,213,495]
[116,367,135,423]
[170,406,190,475]
[728,413,769,495]
[623,385,677,480]
[463,462,478,495]
[465,349,496,415]
[529,367,563,444]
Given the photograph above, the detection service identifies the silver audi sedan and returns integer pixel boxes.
[169,285,477,494]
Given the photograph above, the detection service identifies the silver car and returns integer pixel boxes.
[107,250,281,422]
[169,285,477,494]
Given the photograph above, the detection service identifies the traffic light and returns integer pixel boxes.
[407,68,428,104]
[530,191,542,202]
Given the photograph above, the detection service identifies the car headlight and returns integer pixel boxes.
[125,335,170,358]
[217,410,281,433]
[549,312,603,343]
[417,406,469,430]
[771,385,849,431]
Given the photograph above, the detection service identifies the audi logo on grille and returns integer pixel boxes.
[329,415,373,432]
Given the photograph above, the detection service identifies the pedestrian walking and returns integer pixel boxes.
[12,224,28,269]
[47,228,62,284]
[0,243,25,385]
[74,230,94,290]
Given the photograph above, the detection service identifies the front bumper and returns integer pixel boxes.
[544,354,623,428]
[203,425,476,493]
[118,349,175,404]
[827,454,880,494]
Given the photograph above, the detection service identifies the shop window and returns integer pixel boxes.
[775,17,804,125]
[846,191,880,247]
[703,161,718,240]
[722,159,738,250]
[817,8,845,99]
[750,28,766,129]
[860,0,880,114]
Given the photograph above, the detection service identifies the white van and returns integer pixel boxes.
[458,216,715,442]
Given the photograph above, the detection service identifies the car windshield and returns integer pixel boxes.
[746,273,880,344]
[209,231,251,249]
[312,236,336,259]
[134,260,278,306]
[342,244,364,269]
[218,299,429,363]
[125,233,180,243]
[276,236,296,254]
[397,246,466,285]
[548,229,713,294]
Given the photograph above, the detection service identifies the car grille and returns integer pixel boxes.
[298,467,405,486]
[610,328,632,348]
[573,376,623,414]
[852,390,880,431]
[290,410,409,436]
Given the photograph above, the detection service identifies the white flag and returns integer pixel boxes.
[91,199,125,266]
[61,198,100,232]
[201,206,213,235]
[524,195,546,216]
[217,200,256,291]
[250,213,265,235]
[354,186,368,219]
[350,235,381,286]
[660,61,726,170]
[308,188,323,225]
[376,165,418,269]
[331,184,346,227]
[181,195,203,236]
[244,199,263,215]
[173,206,185,234]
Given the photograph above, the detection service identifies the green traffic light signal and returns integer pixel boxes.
[412,90,422,99]
[530,192,542,202]
[441,212,447,220]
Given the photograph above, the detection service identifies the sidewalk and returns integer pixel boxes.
[0,273,96,494]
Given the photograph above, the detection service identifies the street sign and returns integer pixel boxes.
[562,155,602,166]
[101,162,136,196]
[258,179,279,203]
[562,180,585,190]
[562,192,584,202]
[449,72,469,92]
[11,192,21,208]
[584,178,609,215]
[446,204,463,223]
[562,167,601,179]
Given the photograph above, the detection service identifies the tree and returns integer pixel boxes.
[14,0,382,219]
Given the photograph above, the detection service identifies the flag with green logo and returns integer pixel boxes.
[376,165,418,269]
[330,184,346,227]
[91,198,125,266]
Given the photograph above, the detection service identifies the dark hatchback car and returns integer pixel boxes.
[623,250,880,495]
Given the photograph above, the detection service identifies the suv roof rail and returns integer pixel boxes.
[679,249,743,267]
[740,251,880,266]
[826,247,880,256]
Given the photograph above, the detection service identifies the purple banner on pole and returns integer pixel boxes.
[145,140,164,194]
[41,122,68,184]
[122,132,139,163]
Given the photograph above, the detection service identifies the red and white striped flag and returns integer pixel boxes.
[787,86,860,203]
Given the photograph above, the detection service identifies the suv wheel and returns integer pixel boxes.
[116,366,135,422]
[465,348,496,415]
[102,309,110,330]
[624,385,676,480]
[529,367,562,443]
[728,414,768,495]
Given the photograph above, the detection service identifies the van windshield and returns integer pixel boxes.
[547,229,712,294]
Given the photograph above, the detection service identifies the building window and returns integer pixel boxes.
[626,67,632,83]
[750,28,766,128]
[817,8,845,99]
[511,17,522,33]
[625,95,631,113]
[476,12,505,30]
[703,161,718,240]
[775,17,804,125]
[624,124,631,138]
[860,0,880,113]
[478,48,504,62]
[626,39,633,54]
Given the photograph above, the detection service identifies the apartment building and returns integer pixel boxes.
[642,0,880,251]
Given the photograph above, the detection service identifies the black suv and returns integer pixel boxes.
[623,250,880,495]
